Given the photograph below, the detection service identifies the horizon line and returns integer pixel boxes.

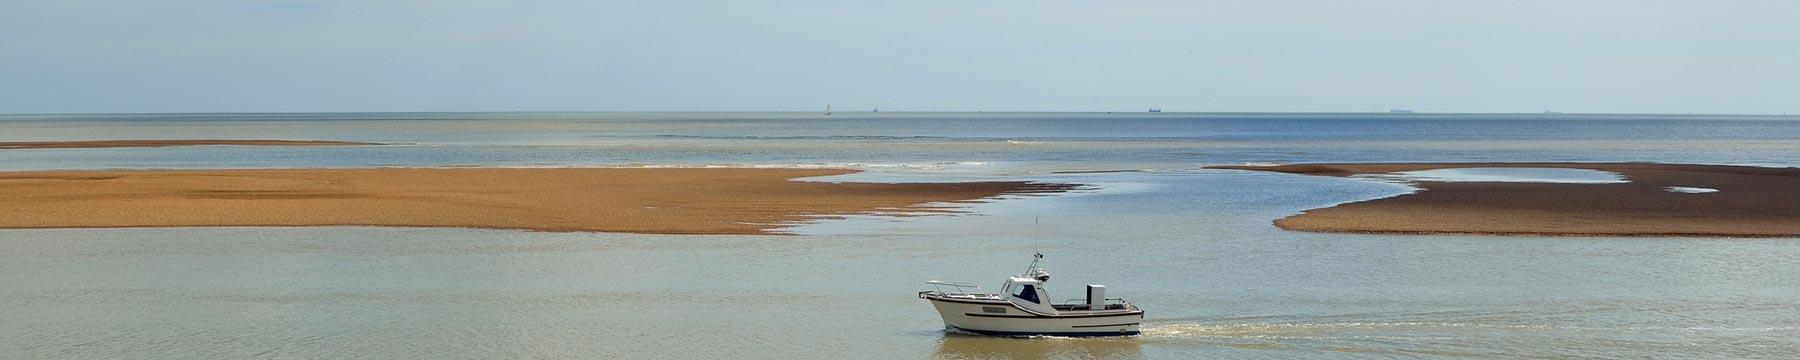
[2,110,1798,117]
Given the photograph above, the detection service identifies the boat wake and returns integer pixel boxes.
[1131,317,1800,357]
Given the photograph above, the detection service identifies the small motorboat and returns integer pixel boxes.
[918,253,1144,336]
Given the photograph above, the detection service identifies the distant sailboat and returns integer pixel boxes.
[873,106,880,113]
[1147,106,1162,113]
[825,103,832,116]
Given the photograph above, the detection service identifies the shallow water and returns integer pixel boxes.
[1371,167,1629,184]
[1665,186,1721,194]
[2,112,1800,359]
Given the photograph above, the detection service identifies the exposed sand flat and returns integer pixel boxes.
[0,168,1076,234]
[0,140,376,149]
[1209,163,1800,237]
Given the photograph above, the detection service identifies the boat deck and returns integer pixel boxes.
[1051,303,1132,311]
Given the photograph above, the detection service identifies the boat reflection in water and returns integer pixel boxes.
[933,331,1145,359]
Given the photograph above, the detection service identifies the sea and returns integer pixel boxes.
[2,112,1798,359]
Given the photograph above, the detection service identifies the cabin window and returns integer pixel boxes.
[1014,284,1040,304]
[982,306,1007,314]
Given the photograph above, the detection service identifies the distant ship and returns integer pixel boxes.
[825,103,832,116]
[1389,109,1415,114]
[1147,107,1162,113]
[873,106,880,113]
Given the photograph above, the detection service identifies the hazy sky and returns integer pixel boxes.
[4,1,1797,114]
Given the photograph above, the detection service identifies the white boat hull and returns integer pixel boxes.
[922,295,1142,336]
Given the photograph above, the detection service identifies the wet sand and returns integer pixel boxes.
[0,140,376,149]
[0,168,1075,234]
[1210,163,1800,237]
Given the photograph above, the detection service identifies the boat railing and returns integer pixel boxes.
[923,280,991,296]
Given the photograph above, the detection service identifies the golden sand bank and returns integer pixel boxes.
[0,140,376,149]
[1210,163,1800,237]
[0,168,1075,234]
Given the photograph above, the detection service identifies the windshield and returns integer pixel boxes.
[1014,284,1040,304]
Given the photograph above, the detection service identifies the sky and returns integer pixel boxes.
[3,0,1797,114]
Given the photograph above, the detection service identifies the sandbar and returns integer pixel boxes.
[0,140,377,149]
[0,168,1076,234]
[1210,163,1800,237]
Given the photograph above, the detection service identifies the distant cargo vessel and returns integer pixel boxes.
[1148,107,1162,113]
[1389,109,1415,114]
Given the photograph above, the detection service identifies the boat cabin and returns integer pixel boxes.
[998,269,1128,314]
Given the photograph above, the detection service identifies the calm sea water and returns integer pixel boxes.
[2,112,1799,359]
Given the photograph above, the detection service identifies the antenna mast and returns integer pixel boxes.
[1022,252,1043,276]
